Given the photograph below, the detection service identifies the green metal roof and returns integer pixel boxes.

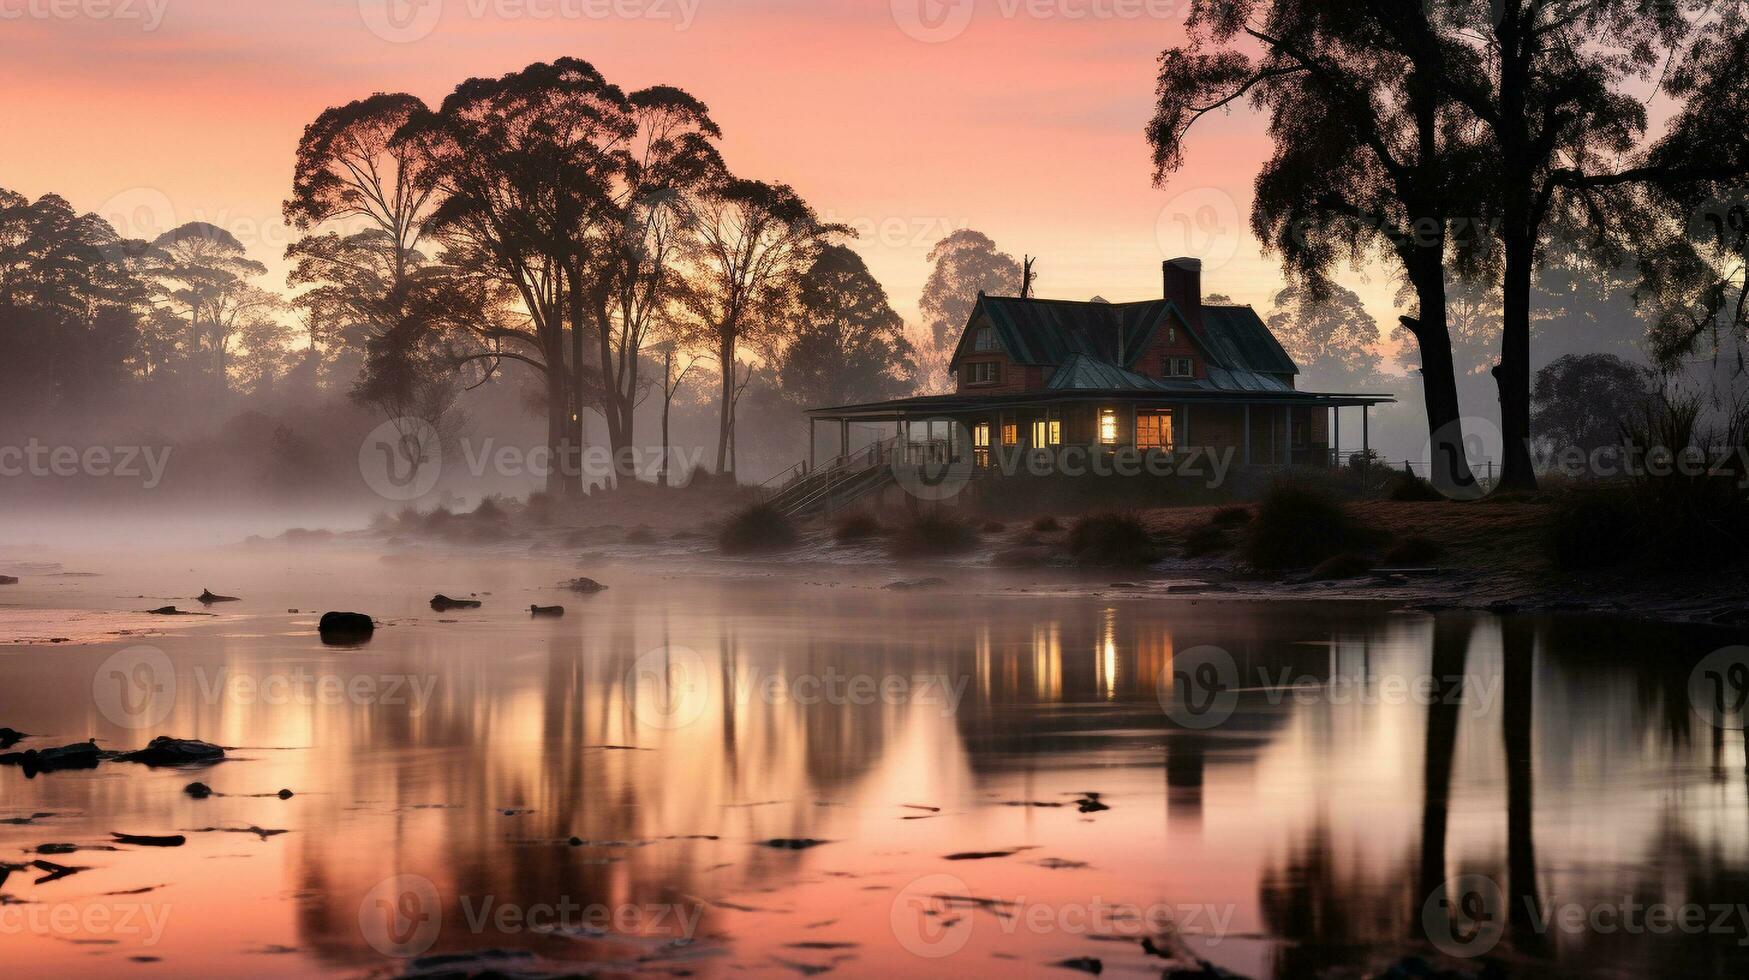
[951,295,1299,389]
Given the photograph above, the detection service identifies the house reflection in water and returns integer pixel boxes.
[236,580,1749,979]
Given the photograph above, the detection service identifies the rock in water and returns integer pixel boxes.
[116,737,225,767]
[530,605,565,617]
[563,578,608,594]
[0,728,25,749]
[146,606,186,615]
[430,595,483,611]
[184,782,214,798]
[0,575,17,584]
[277,789,294,800]
[318,612,374,644]
[111,833,186,847]
[0,740,102,775]
[197,589,240,604]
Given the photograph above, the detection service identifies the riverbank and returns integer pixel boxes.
[243,490,1749,631]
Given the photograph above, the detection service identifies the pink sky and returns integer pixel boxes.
[0,0,1404,352]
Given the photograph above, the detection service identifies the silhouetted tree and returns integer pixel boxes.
[286,91,481,432]
[681,178,840,477]
[1531,353,1651,463]
[1265,283,1385,390]
[400,58,634,496]
[1149,0,1488,495]
[765,244,915,409]
[587,86,725,480]
[149,221,269,392]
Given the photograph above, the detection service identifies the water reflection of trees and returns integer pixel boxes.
[268,584,1749,975]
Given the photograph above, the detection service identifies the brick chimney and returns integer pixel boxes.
[1162,257,1203,335]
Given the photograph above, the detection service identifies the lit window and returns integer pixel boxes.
[973,422,991,467]
[1031,418,1061,447]
[1099,408,1120,445]
[1137,410,1174,451]
[1001,421,1019,446]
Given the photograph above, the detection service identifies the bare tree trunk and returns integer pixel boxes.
[715,337,734,477]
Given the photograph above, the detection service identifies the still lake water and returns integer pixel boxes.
[1,551,1747,978]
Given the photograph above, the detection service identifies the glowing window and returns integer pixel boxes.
[1137,410,1174,451]
[1001,422,1019,446]
[973,422,991,448]
[1099,408,1120,445]
[1031,419,1061,447]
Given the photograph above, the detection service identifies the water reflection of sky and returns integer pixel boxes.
[0,554,1744,978]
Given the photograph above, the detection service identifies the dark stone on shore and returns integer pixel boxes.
[0,728,24,749]
[530,605,565,617]
[0,740,102,775]
[1054,958,1103,974]
[430,594,483,611]
[146,606,188,615]
[278,789,294,800]
[197,589,240,604]
[111,833,186,847]
[0,575,16,585]
[115,736,224,768]
[568,836,583,846]
[36,843,78,855]
[185,782,213,798]
[760,838,829,850]
[318,612,374,644]
[563,578,608,594]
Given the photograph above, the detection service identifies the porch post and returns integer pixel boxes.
[809,418,817,471]
[1332,406,1340,468]
[1363,406,1371,459]
[1243,404,1251,466]
[1284,405,1293,467]
[839,418,850,461]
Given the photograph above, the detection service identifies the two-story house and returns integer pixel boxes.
[804,257,1393,476]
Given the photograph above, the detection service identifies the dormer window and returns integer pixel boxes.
[1164,357,1194,379]
[966,362,1000,385]
[974,327,998,352]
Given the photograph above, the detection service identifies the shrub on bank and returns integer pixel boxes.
[832,511,884,543]
[1387,471,1445,502]
[1243,474,1379,572]
[719,503,799,555]
[1067,512,1160,566]
[889,510,980,558]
